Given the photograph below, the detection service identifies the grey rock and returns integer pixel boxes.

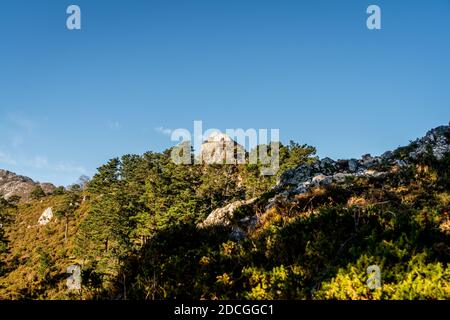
[348,159,359,172]
[198,132,246,165]
[332,172,352,183]
[198,198,256,228]
[0,169,55,201]
[311,174,333,187]
[381,151,394,159]
[230,227,246,241]
[38,207,53,226]
[66,265,81,290]
[407,125,450,161]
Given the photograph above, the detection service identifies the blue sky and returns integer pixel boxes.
[1,0,450,186]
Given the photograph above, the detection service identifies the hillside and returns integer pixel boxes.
[0,125,449,300]
[0,170,55,201]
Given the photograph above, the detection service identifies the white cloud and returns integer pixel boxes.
[8,113,35,133]
[0,153,86,177]
[5,113,37,148]
[0,152,17,166]
[53,163,87,174]
[24,156,86,174]
[25,156,48,169]
[154,126,172,136]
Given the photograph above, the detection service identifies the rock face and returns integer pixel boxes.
[198,122,450,239]
[408,125,450,161]
[38,207,53,226]
[66,265,82,290]
[198,198,256,229]
[276,155,387,196]
[276,123,450,198]
[199,132,246,165]
[0,169,56,201]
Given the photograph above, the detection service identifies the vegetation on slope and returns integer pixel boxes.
[0,138,449,300]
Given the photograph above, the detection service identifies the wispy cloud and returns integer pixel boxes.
[108,120,122,130]
[53,163,87,174]
[6,113,37,148]
[8,113,35,133]
[0,152,18,166]
[24,156,48,169]
[24,156,87,174]
[154,126,172,136]
[0,153,86,176]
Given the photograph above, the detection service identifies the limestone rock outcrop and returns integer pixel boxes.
[198,198,257,229]
[38,207,53,226]
[0,169,55,201]
[407,124,450,161]
[199,132,246,165]
[276,123,450,198]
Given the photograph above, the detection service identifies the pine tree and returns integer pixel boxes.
[30,185,46,200]
[54,190,81,243]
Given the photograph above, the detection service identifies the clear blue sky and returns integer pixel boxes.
[1,0,450,186]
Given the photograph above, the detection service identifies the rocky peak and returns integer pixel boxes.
[199,132,246,164]
[0,169,56,201]
[277,123,450,196]
[407,124,450,161]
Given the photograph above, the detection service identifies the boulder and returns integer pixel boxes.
[66,265,82,290]
[38,207,53,226]
[311,174,333,187]
[198,198,256,228]
[348,159,359,172]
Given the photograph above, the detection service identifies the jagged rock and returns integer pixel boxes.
[363,169,386,178]
[293,181,311,194]
[396,159,407,167]
[66,265,82,290]
[361,154,381,167]
[38,207,53,226]
[0,169,55,201]
[230,227,246,241]
[381,151,394,160]
[278,165,311,186]
[311,174,333,187]
[198,198,256,228]
[348,159,359,172]
[40,183,56,195]
[332,172,352,183]
[199,132,246,165]
[408,125,450,161]
[319,157,337,172]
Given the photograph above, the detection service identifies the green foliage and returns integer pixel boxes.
[30,185,46,200]
[315,253,450,300]
[37,247,53,282]
[6,195,21,206]
[52,186,66,196]
[1,139,449,300]
[0,206,8,254]
[54,190,81,242]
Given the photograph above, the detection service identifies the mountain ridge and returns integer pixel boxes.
[0,169,55,201]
